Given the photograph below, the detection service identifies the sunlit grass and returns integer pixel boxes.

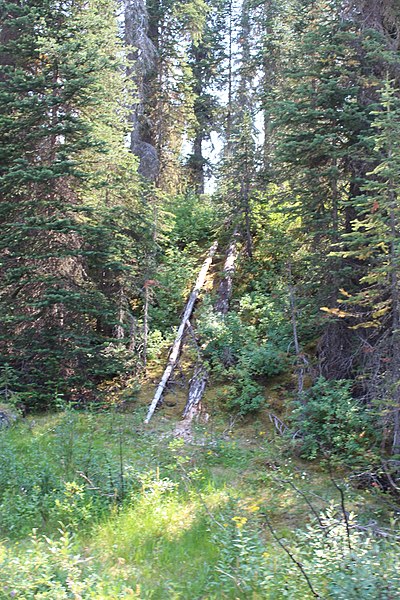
[93,496,219,596]
[0,408,398,598]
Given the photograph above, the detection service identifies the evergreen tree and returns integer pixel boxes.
[217,0,259,253]
[187,0,227,193]
[339,80,400,454]
[268,0,378,377]
[0,0,147,408]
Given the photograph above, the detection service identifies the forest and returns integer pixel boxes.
[1,0,400,597]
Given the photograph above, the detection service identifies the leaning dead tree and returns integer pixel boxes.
[214,230,239,315]
[144,242,218,424]
[182,232,240,420]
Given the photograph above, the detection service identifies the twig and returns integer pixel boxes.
[328,466,352,552]
[272,476,326,532]
[262,513,321,598]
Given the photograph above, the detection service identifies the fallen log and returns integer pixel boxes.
[144,241,218,424]
[181,233,239,420]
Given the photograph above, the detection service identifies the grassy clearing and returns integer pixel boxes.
[0,407,399,598]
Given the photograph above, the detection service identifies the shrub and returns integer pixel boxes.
[197,305,288,415]
[291,378,376,462]
[228,378,266,415]
[0,529,139,599]
[209,502,400,599]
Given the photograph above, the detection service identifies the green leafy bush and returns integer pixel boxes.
[0,529,138,599]
[228,378,266,414]
[293,505,400,599]
[197,305,288,414]
[166,193,219,246]
[150,243,199,332]
[209,502,400,599]
[291,378,376,462]
[0,411,122,537]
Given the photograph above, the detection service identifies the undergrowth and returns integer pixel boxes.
[0,409,399,599]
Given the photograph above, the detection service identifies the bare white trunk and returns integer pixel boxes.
[115,287,125,340]
[182,234,239,419]
[144,242,218,423]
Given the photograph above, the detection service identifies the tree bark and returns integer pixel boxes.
[214,230,239,315]
[124,0,159,181]
[389,187,400,455]
[288,262,307,398]
[144,242,218,423]
[183,364,209,419]
[143,285,150,370]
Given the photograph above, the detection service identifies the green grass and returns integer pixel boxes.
[0,407,399,598]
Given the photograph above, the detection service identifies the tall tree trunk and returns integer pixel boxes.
[389,186,400,455]
[226,0,233,153]
[288,262,306,397]
[261,0,275,173]
[115,287,125,340]
[124,0,159,180]
[143,285,150,370]
[189,41,207,194]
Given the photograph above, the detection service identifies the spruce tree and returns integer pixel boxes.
[0,0,147,408]
[187,0,227,193]
[339,80,400,454]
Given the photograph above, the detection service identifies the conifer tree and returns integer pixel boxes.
[0,0,147,407]
[217,0,258,253]
[339,80,400,454]
[187,0,227,193]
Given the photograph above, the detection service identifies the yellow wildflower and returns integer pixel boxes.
[232,516,248,529]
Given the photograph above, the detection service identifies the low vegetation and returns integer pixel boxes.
[0,406,399,599]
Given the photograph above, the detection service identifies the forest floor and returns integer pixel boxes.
[0,386,399,599]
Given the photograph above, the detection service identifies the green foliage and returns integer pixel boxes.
[291,378,376,462]
[165,193,219,246]
[228,379,266,414]
[150,242,200,333]
[0,529,136,599]
[209,501,400,599]
[210,507,270,596]
[0,0,148,408]
[0,411,399,598]
[0,409,124,537]
[228,343,287,414]
[336,79,400,329]
[0,364,25,418]
[293,505,400,599]
[197,302,288,414]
